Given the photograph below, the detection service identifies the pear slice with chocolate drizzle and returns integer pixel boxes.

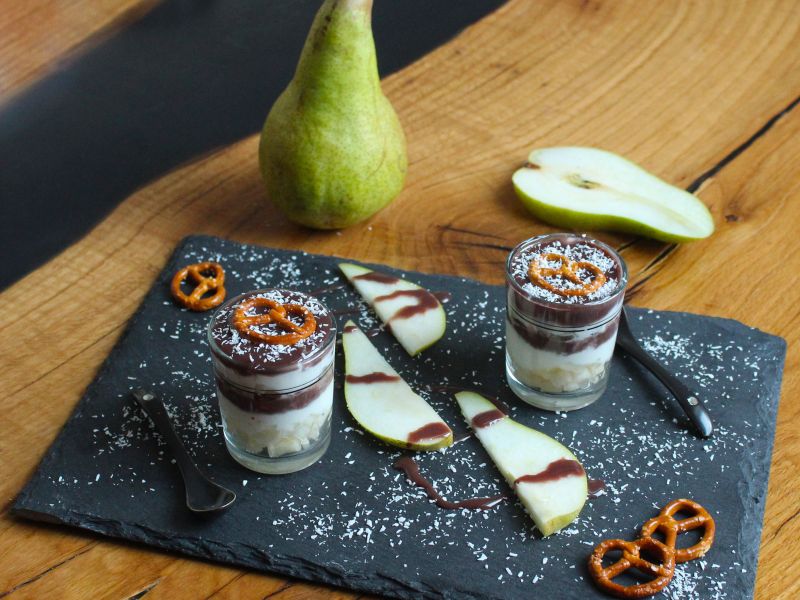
[343,321,452,450]
[339,263,446,356]
[456,391,587,536]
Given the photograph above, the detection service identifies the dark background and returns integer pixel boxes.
[0,0,505,290]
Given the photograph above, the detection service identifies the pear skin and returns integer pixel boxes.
[259,0,407,229]
[513,147,715,242]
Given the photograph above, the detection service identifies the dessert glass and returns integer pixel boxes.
[207,289,336,474]
[505,233,628,411]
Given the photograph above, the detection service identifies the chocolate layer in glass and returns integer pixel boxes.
[207,289,335,474]
[505,233,628,411]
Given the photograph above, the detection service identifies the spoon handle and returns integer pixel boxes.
[616,336,714,438]
[131,389,208,489]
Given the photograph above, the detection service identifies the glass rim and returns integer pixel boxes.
[206,288,337,373]
[505,233,629,308]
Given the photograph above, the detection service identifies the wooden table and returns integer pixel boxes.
[2,1,799,598]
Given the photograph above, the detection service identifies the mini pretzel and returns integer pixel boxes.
[588,537,676,599]
[171,262,226,311]
[232,297,316,346]
[640,499,715,563]
[528,252,606,297]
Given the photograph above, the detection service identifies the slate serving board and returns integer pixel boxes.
[14,235,786,600]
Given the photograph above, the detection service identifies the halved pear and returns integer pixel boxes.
[512,147,714,242]
[339,263,446,356]
[343,321,452,450]
[455,391,587,536]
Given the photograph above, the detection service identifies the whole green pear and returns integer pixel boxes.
[258,0,407,229]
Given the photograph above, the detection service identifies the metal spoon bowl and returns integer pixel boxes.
[132,389,236,513]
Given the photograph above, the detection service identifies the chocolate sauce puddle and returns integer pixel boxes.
[393,456,506,510]
[588,478,606,498]
[513,458,585,486]
[407,422,452,445]
[345,372,401,384]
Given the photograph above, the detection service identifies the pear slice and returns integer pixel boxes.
[455,391,587,536]
[339,263,446,356]
[343,321,452,450]
[512,147,714,242]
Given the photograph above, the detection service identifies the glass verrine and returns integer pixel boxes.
[207,289,336,474]
[505,233,628,411]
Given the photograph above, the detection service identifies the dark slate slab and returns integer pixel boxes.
[14,235,786,600]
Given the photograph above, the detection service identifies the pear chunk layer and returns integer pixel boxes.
[340,263,446,356]
[343,321,452,450]
[513,147,714,242]
[456,391,587,536]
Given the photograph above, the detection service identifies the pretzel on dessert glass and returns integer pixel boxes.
[171,262,226,311]
[640,498,715,563]
[232,297,317,345]
[207,289,335,474]
[588,537,676,599]
[505,234,628,411]
[528,251,607,297]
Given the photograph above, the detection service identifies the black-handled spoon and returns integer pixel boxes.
[132,389,236,513]
[615,308,713,438]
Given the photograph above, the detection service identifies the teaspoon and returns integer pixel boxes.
[615,307,713,438]
[132,389,236,513]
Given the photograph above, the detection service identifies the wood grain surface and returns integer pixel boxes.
[0,0,158,98]
[1,0,800,598]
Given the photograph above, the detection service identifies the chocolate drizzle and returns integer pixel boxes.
[471,409,506,429]
[393,456,506,510]
[513,458,585,486]
[407,422,452,445]
[343,324,358,334]
[374,289,441,321]
[345,372,401,384]
[352,271,401,285]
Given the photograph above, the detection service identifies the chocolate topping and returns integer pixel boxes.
[208,289,335,375]
[506,234,627,328]
[511,237,621,304]
[393,456,506,510]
